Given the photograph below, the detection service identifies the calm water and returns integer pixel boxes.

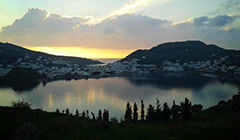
[90,58,121,66]
[0,73,239,119]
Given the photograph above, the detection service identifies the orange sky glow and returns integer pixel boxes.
[24,46,134,59]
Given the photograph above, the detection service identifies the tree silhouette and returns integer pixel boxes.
[86,110,90,119]
[146,104,155,122]
[133,102,138,122]
[162,102,170,121]
[97,110,103,120]
[75,109,79,117]
[180,98,192,121]
[155,98,161,122]
[140,100,145,121]
[91,112,96,120]
[103,109,109,121]
[56,108,60,113]
[124,102,132,121]
[66,108,69,115]
[171,100,177,120]
[82,111,86,118]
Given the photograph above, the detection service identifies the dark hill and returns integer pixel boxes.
[0,42,102,66]
[123,41,240,66]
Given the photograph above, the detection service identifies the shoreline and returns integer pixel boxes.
[39,71,240,83]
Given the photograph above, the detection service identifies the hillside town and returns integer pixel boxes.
[0,53,240,80]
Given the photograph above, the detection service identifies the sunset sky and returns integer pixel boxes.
[0,0,240,58]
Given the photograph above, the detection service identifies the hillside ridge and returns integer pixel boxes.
[123,40,240,66]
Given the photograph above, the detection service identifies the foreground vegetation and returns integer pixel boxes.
[1,88,240,140]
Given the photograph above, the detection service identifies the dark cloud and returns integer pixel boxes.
[193,16,209,26]
[209,15,233,26]
[193,15,233,27]
[0,8,240,50]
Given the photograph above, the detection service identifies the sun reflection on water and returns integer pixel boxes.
[87,89,96,103]
[65,92,72,105]
[48,93,53,109]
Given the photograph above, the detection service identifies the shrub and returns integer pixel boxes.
[11,99,31,109]
[218,100,226,106]
[56,108,60,113]
[110,117,118,123]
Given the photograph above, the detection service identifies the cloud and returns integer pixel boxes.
[193,17,208,26]
[95,0,163,23]
[193,15,233,27]
[109,0,157,16]
[209,15,233,26]
[224,0,240,9]
[1,8,240,50]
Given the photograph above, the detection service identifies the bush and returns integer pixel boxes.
[110,117,118,123]
[12,99,31,109]
[218,100,226,106]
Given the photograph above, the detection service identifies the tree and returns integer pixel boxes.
[97,110,103,120]
[103,109,109,121]
[75,109,79,117]
[66,108,69,115]
[124,102,132,121]
[162,102,170,121]
[180,98,192,121]
[91,112,96,120]
[56,108,60,113]
[171,100,177,120]
[133,102,138,122]
[86,110,90,119]
[146,104,155,122]
[140,100,145,121]
[82,111,86,118]
[155,98,161,122]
